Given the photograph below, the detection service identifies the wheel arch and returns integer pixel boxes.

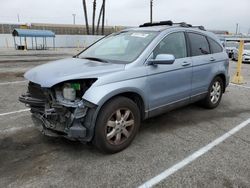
[215,73,226,93]
[106,92,146,120]
[96,90,147,120]
[84,89,147,142]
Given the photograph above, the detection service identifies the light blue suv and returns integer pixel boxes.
[20,21,229,153]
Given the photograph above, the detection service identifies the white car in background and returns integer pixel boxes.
[225,41,238,58]
[232,44,250,63]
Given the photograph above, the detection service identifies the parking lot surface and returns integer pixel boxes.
[0,52,250,188]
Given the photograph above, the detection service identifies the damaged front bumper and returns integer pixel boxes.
[19,82,96,141]
[31,112,87,140]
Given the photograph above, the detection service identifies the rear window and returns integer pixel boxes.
[188,33,210,56]
[208,38,223,54]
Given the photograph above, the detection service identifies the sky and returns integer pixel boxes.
[0,0,249,34]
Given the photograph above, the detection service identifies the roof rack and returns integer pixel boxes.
[139,20,206,31]
[139,21,173,27]
[193,26,206,31]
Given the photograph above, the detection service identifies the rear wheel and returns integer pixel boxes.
[201,77,224,109]
[93,97,141,154]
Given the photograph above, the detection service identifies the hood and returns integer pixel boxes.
[24,58,125,87]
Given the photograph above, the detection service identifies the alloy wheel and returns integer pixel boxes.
[210,81,221,104]
[106,108,135,145]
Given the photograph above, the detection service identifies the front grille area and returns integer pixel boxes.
[19,82,48,113]
[19,82,88,139]
[28,82,47,100]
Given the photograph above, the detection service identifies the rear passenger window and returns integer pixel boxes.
[188,33,210,56]
[208,38,223,54]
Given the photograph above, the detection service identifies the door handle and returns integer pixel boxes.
[182,62,191,67]
[210,57,216,62]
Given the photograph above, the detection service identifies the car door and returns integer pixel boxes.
[146,31,192,117]
[187,32,215,97]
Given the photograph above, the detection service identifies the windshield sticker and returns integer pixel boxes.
[131,33,149,38]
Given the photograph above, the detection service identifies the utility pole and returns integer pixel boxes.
[92,0,97,35]
[72,14,76,25]
[82,0,90,35]
[150,0,153,23]
[102,0,106,35]
[17,14,20,23]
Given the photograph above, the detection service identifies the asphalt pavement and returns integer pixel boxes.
[0,52,249,188]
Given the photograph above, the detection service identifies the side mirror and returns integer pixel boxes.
[148,54,175,65]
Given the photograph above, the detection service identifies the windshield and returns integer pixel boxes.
[225,42,238,48]
[78,31,157,64]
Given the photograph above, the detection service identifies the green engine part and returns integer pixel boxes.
[71,83,81,90]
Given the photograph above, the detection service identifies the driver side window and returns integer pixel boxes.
[152,32,187,59]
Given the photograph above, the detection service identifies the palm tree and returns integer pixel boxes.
[82,0,106,35]
[82,0,90,34]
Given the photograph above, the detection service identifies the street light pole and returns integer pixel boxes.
[72,14,76,25]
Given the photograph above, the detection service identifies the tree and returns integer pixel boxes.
[82,0,90,35]
[82,0,106,35]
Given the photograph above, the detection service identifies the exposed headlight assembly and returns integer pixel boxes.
[55,79,97,104]
[63,83,81,101]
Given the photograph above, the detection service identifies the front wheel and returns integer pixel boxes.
[201,77,224,109]
[93,97,141,154]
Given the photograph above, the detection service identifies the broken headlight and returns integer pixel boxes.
[55,79,97,104]
[62,83,81,101]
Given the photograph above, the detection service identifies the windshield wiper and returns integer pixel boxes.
[81,57,109,63]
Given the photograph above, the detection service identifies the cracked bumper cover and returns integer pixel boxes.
[19,93,96,141]
[31,113,87,139]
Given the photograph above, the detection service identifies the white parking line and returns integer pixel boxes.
[230,83,250,89]
[139,118,250,188]
[0,80,27,85]
[0,109,30,117]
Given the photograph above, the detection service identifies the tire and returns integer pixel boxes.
[201,77,224,109]
[93,97,141,154]
[232,53,237,61]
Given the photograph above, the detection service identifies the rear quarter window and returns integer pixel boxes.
[208,38,223,54]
